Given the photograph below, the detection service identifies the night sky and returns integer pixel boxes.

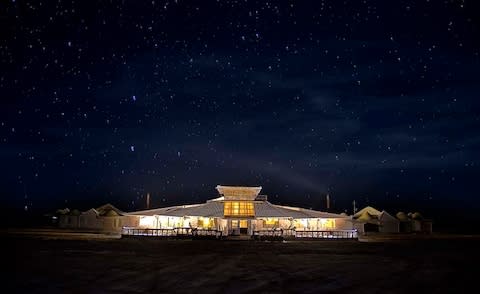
[2,1,480,225]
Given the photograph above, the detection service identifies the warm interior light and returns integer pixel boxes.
[320,219,335,229]
[158,216,170,228]
[239,220,248,228]
[198,217,213,228]
[139,216,155,228]
[265,218,278,225]
[264,218,279,227]
[224,201,255,217]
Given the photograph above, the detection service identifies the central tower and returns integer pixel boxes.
[216,186,261,234]
[216,185,261,218]
[216,185,262,201]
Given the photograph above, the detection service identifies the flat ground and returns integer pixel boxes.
[6,234,480,293]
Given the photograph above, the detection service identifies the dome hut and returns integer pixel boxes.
[411,212,423,220]
[396,211,409,222]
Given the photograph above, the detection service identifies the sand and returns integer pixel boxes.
[6,234,479,293]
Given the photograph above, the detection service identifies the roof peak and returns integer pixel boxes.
[216,185,262,201]
[216,185,262,189]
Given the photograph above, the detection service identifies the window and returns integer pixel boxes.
[264,218,279,228]
[320,219,335,229]
[198,217,214,228]
[139,216,155,227]
[224,201,255,217]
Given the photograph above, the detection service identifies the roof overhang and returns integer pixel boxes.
[216,185,262,201]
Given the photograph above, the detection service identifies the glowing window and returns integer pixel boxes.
[224,201,255,217]
[239,220,248,228]
[198,217,214,228]
[264,218,279,227]
[293,219,308,229]
[139,216,155,228]
[320,219,335,229]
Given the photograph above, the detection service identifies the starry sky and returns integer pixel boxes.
[1,1,480,225]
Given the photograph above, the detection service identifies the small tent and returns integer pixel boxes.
[353,206,399,233]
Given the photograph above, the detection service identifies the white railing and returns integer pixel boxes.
[122,227,357,240]
[121,227,222,238]
[253,228,294,237]
[294,230,358,239]
[253,229,357,239]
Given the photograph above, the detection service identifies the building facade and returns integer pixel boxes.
[352,206,400,233]
[125,185,354,237]
[58,203,137,233]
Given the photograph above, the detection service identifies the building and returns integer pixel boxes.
[396,211,433,234]
[352,206,400,233]
[58,203,137,233]
[123,185,356,239]
[55,186,432,238]
[351,206,433,234]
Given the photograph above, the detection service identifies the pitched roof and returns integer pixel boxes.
[255,202,308,218]
[128,202,224,217]
[353,206,399,224]
[165,201,224,217]
[128,200,349,219]
[379,211,399,223]
[82,208,99,216]
[356,211,378,223]
[353,206,382,218]
[265,204,348,219]
[95,203,125,216]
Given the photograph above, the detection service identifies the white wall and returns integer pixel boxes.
[379,220,400,233]
[335,218,354,230]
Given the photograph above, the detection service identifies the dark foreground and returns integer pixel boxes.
[6,236,479,293]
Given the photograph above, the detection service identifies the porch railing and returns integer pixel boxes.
[122,227,176,237]
[121,227,223,238]
[253,228,295,237]
[192,228,223,238]
[294,230,357,239]
[122,227,357,240]
[253,229,357,239]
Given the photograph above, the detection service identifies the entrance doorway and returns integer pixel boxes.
[364,223,379,232]
[239,220,248,234]
[231,219,249,235]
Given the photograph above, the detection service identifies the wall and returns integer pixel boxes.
[335,218,353,230]
[79,211,102,230]
[379,220,400,233]
[59,215,79,229]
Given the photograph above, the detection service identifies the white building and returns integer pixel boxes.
[59,203,137,233]
[352,206,400,233]
[124,185,355,239]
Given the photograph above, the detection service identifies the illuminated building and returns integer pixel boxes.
[125,185,355,238]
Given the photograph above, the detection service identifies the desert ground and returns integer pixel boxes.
[6,233,479,293]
